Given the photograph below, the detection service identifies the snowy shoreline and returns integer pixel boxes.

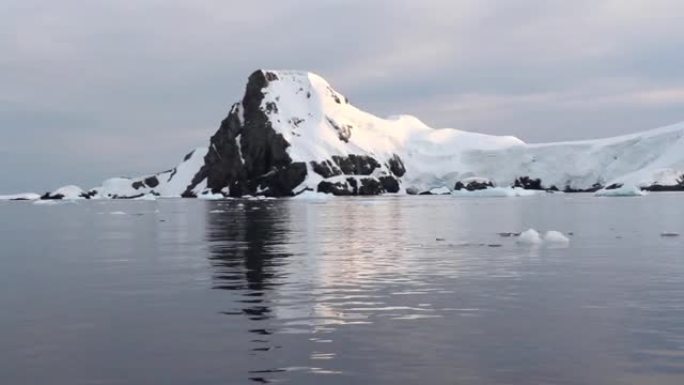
[0,186,669,202]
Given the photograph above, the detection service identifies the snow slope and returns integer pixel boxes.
[2,69,684,199]
[89,147,209,199]
[258,71,525,193]
[256,70,684,193]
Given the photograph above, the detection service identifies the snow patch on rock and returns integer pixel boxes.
[50,185,85,200]
[517,229,571,246]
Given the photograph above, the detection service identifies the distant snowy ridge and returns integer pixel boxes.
[2,69,684,200]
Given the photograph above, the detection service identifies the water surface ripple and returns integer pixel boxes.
[1,195,684,384]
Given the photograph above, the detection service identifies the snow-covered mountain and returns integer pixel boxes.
[3,69,684,200]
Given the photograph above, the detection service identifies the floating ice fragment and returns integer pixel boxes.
[517,229,542,245]
[198,192,225,200]
[452,187,539,197]
[543,231,570,244]
[32,200,59,205]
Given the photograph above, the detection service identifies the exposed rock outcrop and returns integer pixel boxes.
[563,183,604,193]
[641,174,684,191]
[309,153,403,195]
[513,176,544,190]
[187,70,306,197]
[454,178,494,191]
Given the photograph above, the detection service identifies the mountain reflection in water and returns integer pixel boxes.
[1,195,684,384]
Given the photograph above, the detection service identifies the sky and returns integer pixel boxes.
[2,0,684,192]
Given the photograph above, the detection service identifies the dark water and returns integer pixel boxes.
[1,195,684,385]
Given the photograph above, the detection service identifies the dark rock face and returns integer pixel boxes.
[379,176,400,193]
[40,192,64,200]
[83,191,94,199]
[187,70,306,197]
[311,154,390,179]
[511,176,605,193]
[514,176,544,190]
[331,155,380,176]
[264,71,279,82]
[132,176,160,191]
[387,154,406,177]
[454,179,494,191]
[188,107,246,197]
[310,160,341,178]
[318,180,354,196]
[40,190,97,200]
[642,184,684,192]
[563,183,604,193]
[316,176,389,196]
[144,176,159,188]
[642,174,684,191]
[252,162,308,197]
[359,178,383,195]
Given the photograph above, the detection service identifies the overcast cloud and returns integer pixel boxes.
[2,0,684,192]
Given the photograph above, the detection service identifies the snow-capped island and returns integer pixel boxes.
[3,70,684,201]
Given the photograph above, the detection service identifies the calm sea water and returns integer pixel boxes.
[1,194,684,385]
